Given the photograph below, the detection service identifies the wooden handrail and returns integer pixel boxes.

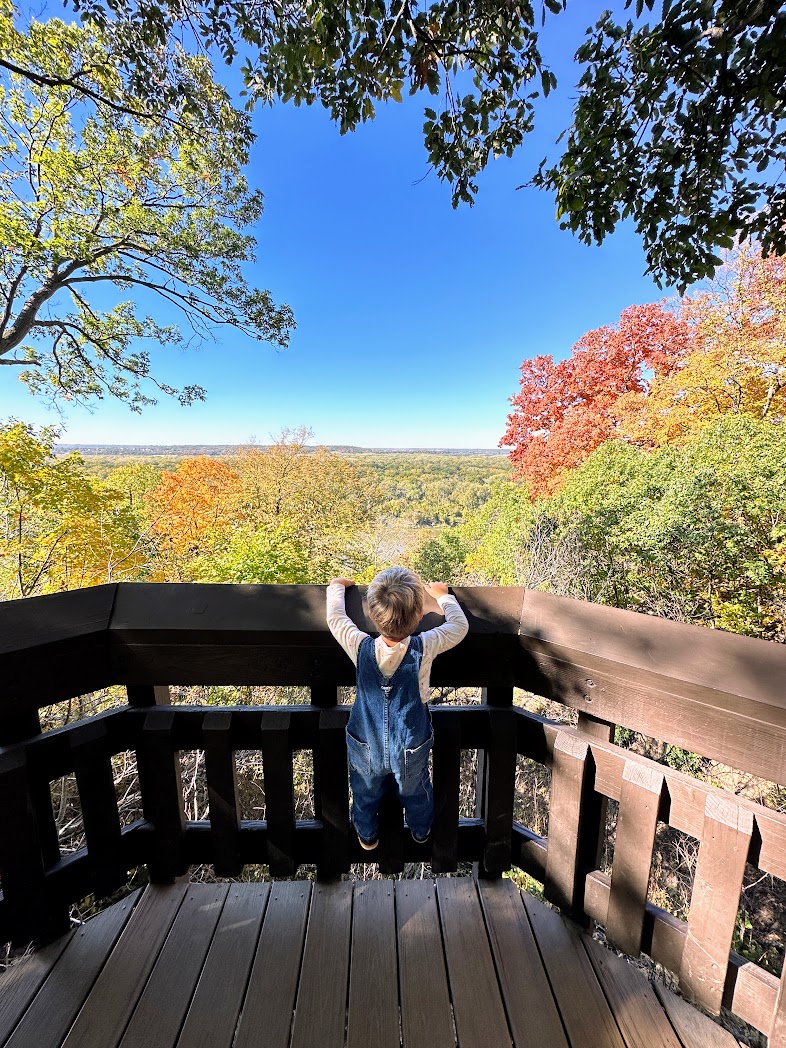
[2,583,785,781]
[1,585,786,1044]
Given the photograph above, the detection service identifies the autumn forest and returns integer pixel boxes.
[3,244,784,642]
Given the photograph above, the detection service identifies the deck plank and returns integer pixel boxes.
[118,884,229,1048]
[233,880,311,1048]
[523,893,627,1048]
[176,884,269,1048]
[396,880,455,1048]
[583,936,683,1048]
[347,881,398,1048]
[478,880,569,1048]
[290,882,353,1048]
[0,932,75,1046]
[653,983,741,1048]
[5,892,139,1048]
[437,878,511,1048]
[61,885,189,1048]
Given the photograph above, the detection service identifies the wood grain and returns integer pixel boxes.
[523,891,627,1048]
[347,881,398,1048]
[61,884,188,1048]
[437,878,510,1048]
[176,884,268,1048]
[583,936,683,1048]
[5,891,137,1048]
[118,884,228,1048]
[290,882,353,1048]
[233,880,311,1048]
[478,879,568,1048]
[396,880,455,1048]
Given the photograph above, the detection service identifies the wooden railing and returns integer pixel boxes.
[1,584,785,1044]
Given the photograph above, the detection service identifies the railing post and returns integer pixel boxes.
[311,684,338,832]
[432,710,461,874]
[315,707,350,880]
[134,689,187,882]
[604,761,665,957]
[575,712,615,872]
[475,690,516,878]
[260,710,296,876]
[204,710,242,877]
[680,796,754,1013]
[70,719,126,898]
[544,732,596,920]
[0,747,69,945]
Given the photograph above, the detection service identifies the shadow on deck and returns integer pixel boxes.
[0,878,739,1048]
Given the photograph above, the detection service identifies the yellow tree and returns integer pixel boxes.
[148,456,240,577]
[0,420,143,597]
[618,246,786,446]
[230,429,379,580]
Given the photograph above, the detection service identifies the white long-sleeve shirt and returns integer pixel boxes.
[326,582,469,703]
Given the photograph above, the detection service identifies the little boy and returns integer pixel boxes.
[327,567,469,850]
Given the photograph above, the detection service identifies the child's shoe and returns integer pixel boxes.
[359,835,378,851]
[411,828,431,844]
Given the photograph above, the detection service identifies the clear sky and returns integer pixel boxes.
[2,2,674,448]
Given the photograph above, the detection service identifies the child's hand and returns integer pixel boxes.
[330,577,356,587]
[425,582,450,599]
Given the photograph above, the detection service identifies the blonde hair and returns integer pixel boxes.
[367,566,424,641]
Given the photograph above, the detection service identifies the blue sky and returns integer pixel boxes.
[2,2,673,448]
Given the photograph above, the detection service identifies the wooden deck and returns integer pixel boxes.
[0,878,742,1048]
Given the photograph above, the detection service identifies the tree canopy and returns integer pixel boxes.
[0,14,293,409]
[3,0,784,286]
[502,244,786,496]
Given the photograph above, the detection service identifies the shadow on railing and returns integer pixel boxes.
[1,584,785,1045]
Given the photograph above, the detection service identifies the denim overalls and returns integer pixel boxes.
[346,634,434,843]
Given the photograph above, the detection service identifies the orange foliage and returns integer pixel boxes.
[617,246,786,446]
[501,304,692,496]
[149,457,240,559]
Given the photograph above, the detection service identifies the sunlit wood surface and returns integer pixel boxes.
[0,878,740,1048]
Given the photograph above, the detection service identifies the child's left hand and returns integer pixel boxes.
[330,577,356,587]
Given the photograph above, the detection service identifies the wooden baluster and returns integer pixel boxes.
[576,712,615,872]
[127,684,172,707]
[544,732,595,918]
[3,711,61,874]
[315,707,350,880]
[135,706,187,881]
[482,687,514,708]
[376,792,404,875]
[70,719,126,898]
[605,761,665,957]
[310,685,339,709]
[768,962,786,1048]
[680,795,754,1014]
[311,685,338,823]
[431,711,461,874]
[0,747,69,944]
[204,710,241,877]
[477,706,516,876]
[261,710,296,876]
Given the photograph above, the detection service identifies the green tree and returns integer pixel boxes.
[190,524,310,584]
[0,419,144,596]
[553,417,786,637]
[0,15,293,410]
[5,1,784,286]
[531,1,786,289]
[412,529,468,583]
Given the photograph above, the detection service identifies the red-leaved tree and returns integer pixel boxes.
[501,304,692,496]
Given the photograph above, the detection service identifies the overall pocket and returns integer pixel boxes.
[404,733,433,782]
[346,731,371,776]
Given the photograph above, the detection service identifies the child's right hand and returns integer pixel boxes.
[425,582,450,599]
[330,577,356,587]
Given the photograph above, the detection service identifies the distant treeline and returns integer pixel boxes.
[56,444,508,457]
